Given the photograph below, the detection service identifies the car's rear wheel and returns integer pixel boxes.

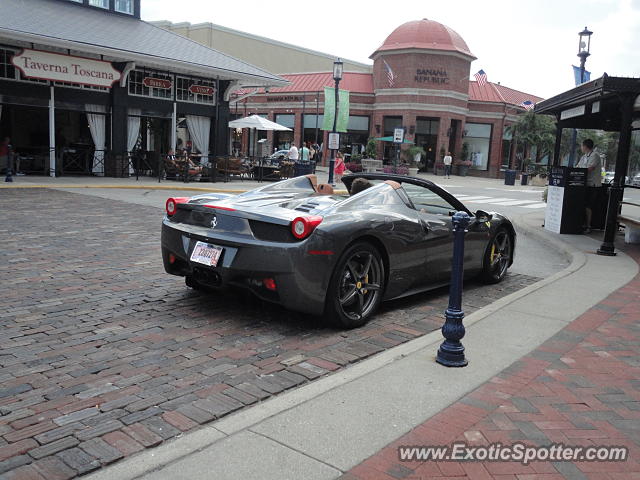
[481,228,512,284]
[325,242,384,328]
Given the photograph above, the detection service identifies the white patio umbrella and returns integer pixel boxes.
[228,114,291,159]
[228,114,292,131]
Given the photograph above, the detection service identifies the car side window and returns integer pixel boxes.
[402,183,457,216]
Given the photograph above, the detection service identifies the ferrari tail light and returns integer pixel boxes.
[262,278,277,291]
[291,216,323,239]
[166,197,189,216]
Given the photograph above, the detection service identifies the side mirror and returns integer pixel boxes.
[475,209,493,223]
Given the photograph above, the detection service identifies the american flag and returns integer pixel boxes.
[520,100,535,111]
[474,69,487,86]
[383,60,395,87]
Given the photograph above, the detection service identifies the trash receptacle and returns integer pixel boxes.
[520,173,529,186]
[293,162,312,177]
[504,169,517,186]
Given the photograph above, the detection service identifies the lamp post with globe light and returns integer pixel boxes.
[328,58,343,186]
[569,27,593,167]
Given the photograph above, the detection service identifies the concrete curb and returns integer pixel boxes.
[85,213,587,480]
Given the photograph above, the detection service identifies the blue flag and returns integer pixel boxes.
[573,65,591,86]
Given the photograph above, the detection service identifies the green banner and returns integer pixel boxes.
[322,87,350,133]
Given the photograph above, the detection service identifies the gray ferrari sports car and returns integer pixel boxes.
[161,173,516,328]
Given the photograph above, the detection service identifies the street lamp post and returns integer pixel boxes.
[568,27,592,167]
[328,58,343,186]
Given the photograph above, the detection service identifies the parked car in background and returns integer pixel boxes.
[632,173,640,186]
[269,150,290,161]
[602,171,629,184]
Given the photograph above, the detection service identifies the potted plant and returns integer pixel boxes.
[403,146,426,176]
[456,142,471,176]
[364,138,377,159]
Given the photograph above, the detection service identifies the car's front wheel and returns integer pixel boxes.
[480,228,512,283]
[325,242,385,328]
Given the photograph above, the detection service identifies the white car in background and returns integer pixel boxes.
[602,171,630,184]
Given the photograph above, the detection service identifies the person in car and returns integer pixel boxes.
[349,178,373,195]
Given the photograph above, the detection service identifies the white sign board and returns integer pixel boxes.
[393,128,404,144]
[328,133,340,150]
[11,49,121,88]
[544,186,565,234]
[560,105,585,121]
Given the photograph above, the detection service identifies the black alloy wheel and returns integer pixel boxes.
[325,242,384,328]
[481,228,512,284]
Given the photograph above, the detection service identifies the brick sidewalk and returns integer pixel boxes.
[0,189,539,480]
[343,246,640,479]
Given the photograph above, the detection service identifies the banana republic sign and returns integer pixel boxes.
[415,68,449,85]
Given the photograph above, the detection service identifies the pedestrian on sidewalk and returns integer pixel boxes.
[334,151,345,185]
[300,143,310,163]
[576,138,602,234]
[443,151,453,179]
[288,144,298,162]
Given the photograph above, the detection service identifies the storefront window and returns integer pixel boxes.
[128,70,173,100]
[383,116,402,136]
[303,114,324,145]
[114,0,133,14]
[465,123,492,170]
[341,115,370,158]
[383,116,403,162]
[274,114,295,150]
[176,76,216,105]
[502,128,512,169]
[0,48,18,80]
[88,0,109,8]
[415,117,439,167]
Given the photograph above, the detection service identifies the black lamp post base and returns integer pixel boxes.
[597,244,617,256]
[436,343,468,367]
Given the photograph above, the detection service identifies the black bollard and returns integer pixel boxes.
[436,211,470,367]
[4,166,13,183]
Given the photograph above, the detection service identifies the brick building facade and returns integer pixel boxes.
[233,19,542,178]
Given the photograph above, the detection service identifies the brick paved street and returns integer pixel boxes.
[0,189,539,479]
[343,245,640,480]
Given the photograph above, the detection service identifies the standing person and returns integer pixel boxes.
[300,142,310,163]
[576,138,602,234]
[1,137,12,181]
[443,151,453,179]
[334,151,345,185]
[288,144,298,162]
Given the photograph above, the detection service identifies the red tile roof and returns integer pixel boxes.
[237,72,374,95]
[236,73,542,108]
[372,19,474,59]
[468,80,544,107]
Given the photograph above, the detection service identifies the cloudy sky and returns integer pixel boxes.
[142,0,640,99]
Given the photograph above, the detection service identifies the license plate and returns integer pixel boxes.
[190,241,223,267]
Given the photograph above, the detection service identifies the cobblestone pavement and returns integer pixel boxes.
[0,189,539,479]
[344,245,640,480]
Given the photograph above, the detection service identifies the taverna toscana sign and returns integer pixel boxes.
[11,49,121,88]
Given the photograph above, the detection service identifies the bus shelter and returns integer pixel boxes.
[535,74,640,256]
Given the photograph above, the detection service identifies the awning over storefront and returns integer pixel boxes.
[375,136,414,144]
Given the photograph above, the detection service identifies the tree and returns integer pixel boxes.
[506,111,556,168]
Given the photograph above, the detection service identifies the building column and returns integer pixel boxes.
[48,85,56,177]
